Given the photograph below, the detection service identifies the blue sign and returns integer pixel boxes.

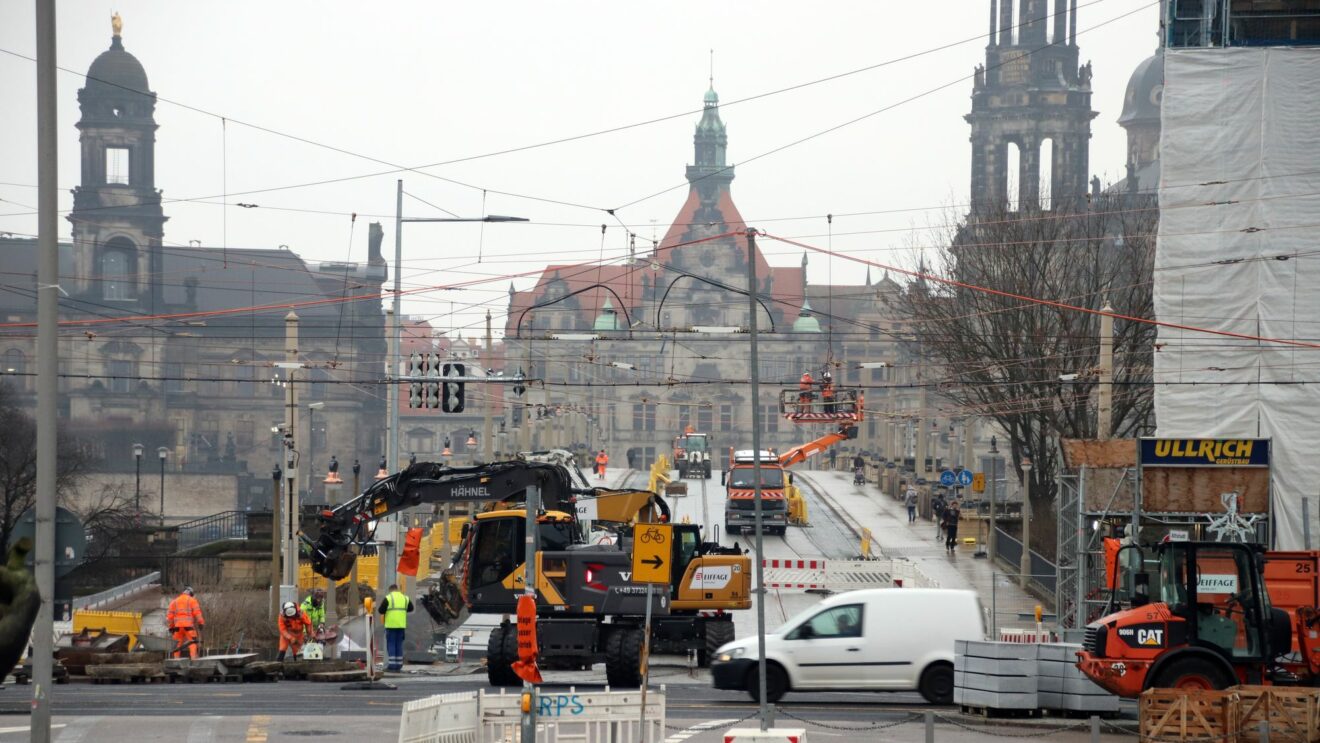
[1138,438,1270,467]
[939,470,955,486]
[957,469,974,487]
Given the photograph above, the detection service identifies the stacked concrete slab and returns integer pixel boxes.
[1037,643,1121,714]
[954,640,1039,710]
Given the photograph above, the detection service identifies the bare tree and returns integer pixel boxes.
[893,196,1157,550]
[0,383,93,548]
[69,482,146,561]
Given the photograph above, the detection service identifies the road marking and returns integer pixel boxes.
[664,718,737,743]
[0,724,64,736]
[187,717,218,743]
[245,714,269,743]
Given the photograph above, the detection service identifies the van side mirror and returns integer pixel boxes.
[794,623,815,640]
[788,473,794,484]
[1132,571,1150,607]
[720,472,727,485]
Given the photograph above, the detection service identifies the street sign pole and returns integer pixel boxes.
[630,523,671,743]
[639,581,653,741]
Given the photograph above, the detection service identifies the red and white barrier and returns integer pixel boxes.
[760,557,938,592]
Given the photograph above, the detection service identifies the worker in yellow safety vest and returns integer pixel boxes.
[378,584,413,671]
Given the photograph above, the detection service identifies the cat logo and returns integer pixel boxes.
[1137,628,1164,647]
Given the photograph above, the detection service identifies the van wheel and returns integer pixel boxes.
[747,663,788,703]
[919,662,954,705]
[486,625,520,688]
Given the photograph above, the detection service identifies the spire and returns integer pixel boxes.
[866,267,872,287]
[686,77,734,199]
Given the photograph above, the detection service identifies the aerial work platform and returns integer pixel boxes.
[778,388,864,423]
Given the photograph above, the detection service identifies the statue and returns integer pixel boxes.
[973,64,985,89]
[111,12,123,37]
[224,432,236,462]
[1079,61,1093,87]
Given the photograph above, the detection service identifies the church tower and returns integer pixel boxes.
[684,85,735,222]
[966,0,1096,215]
[68,14,168,308]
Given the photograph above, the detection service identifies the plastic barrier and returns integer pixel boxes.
[761,559,826,590]
[397,687,665,743]
[72,609,143,648]
[762,557,939,592]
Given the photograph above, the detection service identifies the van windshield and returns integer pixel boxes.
[728,467,785,489]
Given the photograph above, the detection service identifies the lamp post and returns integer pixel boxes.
[390,189,526,593]
[988,436,1000,561]
[132,443,144,513]
[157,447,170,525]
[1020,453,1033,589]
[307,401,325,502]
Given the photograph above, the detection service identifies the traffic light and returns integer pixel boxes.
[512,367,526,398]
[442,363,466,413]
[425,354,441,409]
[408,352,423,408]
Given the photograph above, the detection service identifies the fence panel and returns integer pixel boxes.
[397,691,479,743]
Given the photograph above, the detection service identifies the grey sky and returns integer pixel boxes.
[0,1,1160,340]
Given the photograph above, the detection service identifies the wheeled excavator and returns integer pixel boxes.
[304,458,749,686]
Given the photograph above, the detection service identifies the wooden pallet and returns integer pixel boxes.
[86,663,167,684]
[1140,689,1240,743]
[959,704,1042,719]
[1234,685,1320,743]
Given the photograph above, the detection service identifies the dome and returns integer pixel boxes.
[85,37,151,96]
[592,297,621,331]
[704,86,719,105]
[1118,50,1163,128]
[792,299,821,333]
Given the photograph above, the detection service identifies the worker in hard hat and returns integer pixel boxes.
[166,586,204,659]
[798,371,814,413]
[595,449,609,481]
[820,370,836,413]
[301,588,327,632]
[277,601,313,662]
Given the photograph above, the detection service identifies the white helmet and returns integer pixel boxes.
[282,601,298,618]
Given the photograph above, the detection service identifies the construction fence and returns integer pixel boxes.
[398,687,664,743]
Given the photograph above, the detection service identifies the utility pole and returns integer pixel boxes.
[520,483,540,743]
[746,229,772,730]
[1097,305,1114,440]
[283,312,300,590]
[32,0,59,736]
[380,308,396,598]
[483,310,495,463]
[271,465,282,620]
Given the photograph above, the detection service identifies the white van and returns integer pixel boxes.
[710,588,985,704]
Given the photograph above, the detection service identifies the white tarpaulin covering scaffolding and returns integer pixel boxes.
[1155,47,1320,549]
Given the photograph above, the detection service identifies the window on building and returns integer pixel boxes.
[107,359,135,393]
[100,249,133,300]
[105,147,130,185]
[720,404,733,432]
[677,405,691,431]
[759,405,779,435]
[632,401,655,431]
[164,361,183,393]
[697,405,713,432]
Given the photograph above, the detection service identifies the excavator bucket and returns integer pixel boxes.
[308,541,357,581]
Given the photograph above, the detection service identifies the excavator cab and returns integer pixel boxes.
[464,509,580,610]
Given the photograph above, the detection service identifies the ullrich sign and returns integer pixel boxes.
[1139,438,1270,467]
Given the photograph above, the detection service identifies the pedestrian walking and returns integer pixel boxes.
[904,485,919,523]
[379,583,414,672]
[595,449,609,481]
[931,492,947,539]
[828,448,838,471]
[277,601,313,661]
[944,500,962,553]
[851,453,865,471]
[166,586,204,659]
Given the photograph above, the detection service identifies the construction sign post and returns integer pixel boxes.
[972,472,986,494]
[631,524,672,585]
[511,594,542,684]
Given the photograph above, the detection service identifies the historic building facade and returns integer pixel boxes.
[0,22,388,513]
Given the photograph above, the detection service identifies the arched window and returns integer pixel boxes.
[100,237,136,300]
[1005,141,1021,212]
[3,349,25,391]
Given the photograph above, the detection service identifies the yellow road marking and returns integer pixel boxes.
[246,714,269,742]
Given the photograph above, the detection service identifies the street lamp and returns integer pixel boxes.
[132,443,144,513]
[157,446,170,525]
[1020,451,1033,590]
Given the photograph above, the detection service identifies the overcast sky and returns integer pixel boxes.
[0,1,1160,341]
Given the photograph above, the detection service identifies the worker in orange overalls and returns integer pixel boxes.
[595,449,609,481]
[166,586,205,659]
[798,371,814,413]
[276,601,313,661]
[820,370,836,414]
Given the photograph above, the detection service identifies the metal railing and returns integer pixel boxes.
[72,570,160,611]
[176,510,249,552]
[992,526,1058,596]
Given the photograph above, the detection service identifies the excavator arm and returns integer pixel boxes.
[777,423,859,468]
[305,459,580,580]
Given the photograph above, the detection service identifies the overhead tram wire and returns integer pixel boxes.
[0,0,1124,225]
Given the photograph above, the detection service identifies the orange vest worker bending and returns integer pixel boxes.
[277,601,314,661]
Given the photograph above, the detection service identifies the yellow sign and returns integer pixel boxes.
[972,473,986,494]
[631,524,672,584]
